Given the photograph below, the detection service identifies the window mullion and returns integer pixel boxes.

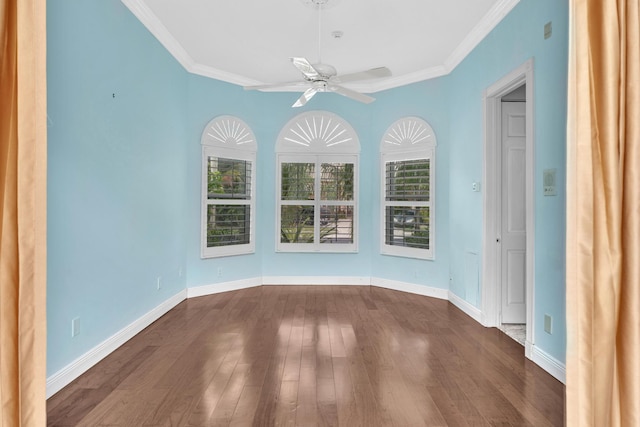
[208,199,252,206]
[314,157,321,249]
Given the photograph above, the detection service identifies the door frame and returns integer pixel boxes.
[481,59,535,358]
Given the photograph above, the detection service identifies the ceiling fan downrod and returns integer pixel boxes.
[243,0,390,107]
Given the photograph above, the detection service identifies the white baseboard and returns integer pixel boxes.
[187,277,262,298]
[46,289,187,398]
[447,291,483,323]
[529,344,566,384]
[46,275,566,399]
[370,277,448,300]
[262,276,370,286]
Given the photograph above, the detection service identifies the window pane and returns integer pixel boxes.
[281,163,315,200]
[321,163,354,201]
[280,205,315,243]
[385,206,430,249]
[207,205,250,247]
[385,159,430,202]
[319,205,354,244]
[207,157,252,200]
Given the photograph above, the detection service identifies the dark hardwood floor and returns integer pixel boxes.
[47,286,565,426]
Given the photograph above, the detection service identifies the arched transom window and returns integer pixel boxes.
[201,116,257,258]
[380,117,436,260]
[276,111,359,253]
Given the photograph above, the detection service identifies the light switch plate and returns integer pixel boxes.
[543,169,557,196]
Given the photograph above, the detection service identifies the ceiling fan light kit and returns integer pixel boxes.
[244,0,391,108]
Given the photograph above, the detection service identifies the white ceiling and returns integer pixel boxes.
[122,0,520,93]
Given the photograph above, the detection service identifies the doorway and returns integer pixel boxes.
[482,59,535,358]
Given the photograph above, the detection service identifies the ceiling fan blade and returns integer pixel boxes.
[292,87,318,108]
[333,67,392,84]
[330,85,375,104]
[244,81,308,91]
[290,57,320,80]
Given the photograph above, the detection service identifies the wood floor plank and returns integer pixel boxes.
[184,356,240,425]
[208,362,252,425]
[47,286,565,426]
[331,356,364,427]
[229,385,262,427]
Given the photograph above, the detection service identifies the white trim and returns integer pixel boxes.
[262,276,370,286]
[122,0,520,93]
[120,0,195,72]
[188,62,263,88]
[529,345,566,384]
[481,59,535,351]
[46,290,187,398]
[47,275,564,399]
[379,117,437,261]
[448,291,483,323]
[200,117,258,259]
[276,112,360,254]
[120,0,262,88]
[444,0,521,72]
[346,66,450,94]
[370,277,448,300]
[187,277,262,298]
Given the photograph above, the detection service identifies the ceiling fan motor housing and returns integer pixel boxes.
[312,80,329,92]
[310,63,337,80]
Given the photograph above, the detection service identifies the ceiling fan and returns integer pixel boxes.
[244,0,392,108]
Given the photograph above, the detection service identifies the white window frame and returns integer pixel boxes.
[201,116,257,258]
[276,111,359,253]
[380,117,436,260]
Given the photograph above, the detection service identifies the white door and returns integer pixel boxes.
[500,101,526,324]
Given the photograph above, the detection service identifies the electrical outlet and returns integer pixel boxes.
[544,314,553,334]
[71,317,80,337]
[217,267,222,277]
[156,276,162,290]
[178,267,183,277]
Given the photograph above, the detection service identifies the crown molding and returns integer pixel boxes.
[121,0,194,69]
[443,0,520,72]
[122,0,520,93]
[189,62,263,87]
[347,65,450,93]
[121,0,262,87]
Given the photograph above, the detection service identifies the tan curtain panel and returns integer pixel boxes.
[566,0,640,425]
[0,0,47,425]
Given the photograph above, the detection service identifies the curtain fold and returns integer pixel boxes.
[0,0,47,425]
[566,0,640,425]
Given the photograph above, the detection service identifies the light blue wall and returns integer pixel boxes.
[258,95,375,279]
[447,0,568,361]
[184,77,451,287]
[47,0,568,376]
[185,78,379,283]
[47,0,189,375]
[371,79,451,288]
[184,76,265,286]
